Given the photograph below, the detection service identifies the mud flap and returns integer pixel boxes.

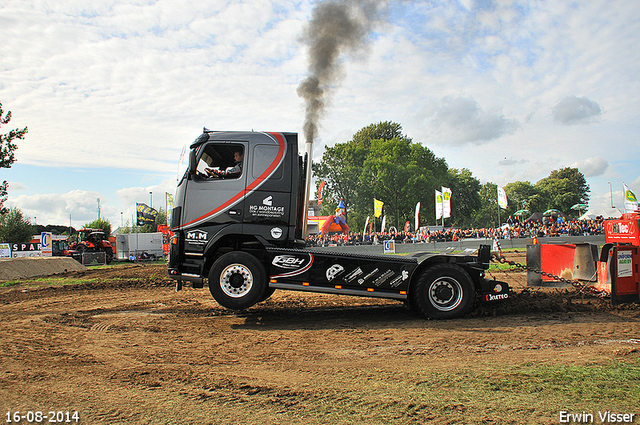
[478,279,510,302]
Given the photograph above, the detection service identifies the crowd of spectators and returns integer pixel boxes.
[305,215,607,247]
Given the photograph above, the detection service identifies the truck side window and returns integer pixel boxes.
[253,145,283,180]
[195,144,244,180]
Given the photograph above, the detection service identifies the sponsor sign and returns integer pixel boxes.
[383,239,395,254]
[11,243,41,258]
[41,232,52,257]
[389,270,410,288]
[617,251,633,278]
[185,229,208,245]
[326,264,345,282]
[271,253,314,278]
[270,227,283,239]
[0,243,11,258]
[605,219,640,244]
[249,196,286,218]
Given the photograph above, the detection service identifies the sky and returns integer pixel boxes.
[1,0,639,229]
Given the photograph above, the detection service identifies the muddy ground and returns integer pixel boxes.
[1,252,639,424]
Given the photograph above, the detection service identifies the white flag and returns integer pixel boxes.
[442,187,452,219]
[363,216,370,235]
[414,202,421,232]
[497,187,508,210]
[435,190,443,220]
[623,183,639,213]
[381,215,387,233]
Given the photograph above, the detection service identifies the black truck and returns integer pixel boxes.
[168,130,509,319]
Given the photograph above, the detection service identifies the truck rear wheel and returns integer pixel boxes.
[208,252,267,310]
[412,264,475,319]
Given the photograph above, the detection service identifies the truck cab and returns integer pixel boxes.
[168,131,305,284]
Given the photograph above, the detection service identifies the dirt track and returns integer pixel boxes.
[1,255,639,424]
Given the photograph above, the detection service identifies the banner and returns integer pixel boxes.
[381,215,387,233]
[317,181,326,206]
[623,183,639,213]
[414,202,420,232]
[166,193,174,226]
[374,198,384,218]
[435,190,443,220]
[442,187,452,219]
[363,216,370,235]
[136,203,158,226]
[497,187,508,210]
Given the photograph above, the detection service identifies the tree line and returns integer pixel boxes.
[313,121,590,232]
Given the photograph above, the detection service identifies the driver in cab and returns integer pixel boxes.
[206,150,243,179]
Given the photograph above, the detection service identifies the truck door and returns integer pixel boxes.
[181,141,248,231]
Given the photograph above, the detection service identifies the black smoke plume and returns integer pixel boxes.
[297,0,387,144]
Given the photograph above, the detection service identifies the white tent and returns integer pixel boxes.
[579,208,622,220]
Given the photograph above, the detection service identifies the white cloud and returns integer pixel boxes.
[571,157,608,177]
[552,95,602,125]
[6,182,27,191]
[423,96,519,146]
[7,190,104,226]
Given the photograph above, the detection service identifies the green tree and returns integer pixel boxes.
[446,168,481,229]
[533,167,590,213]
[503,181,537,217]
[473,182,499,228]
[313,121,449,232]
[312,121,409,228]
[360,137,415,230]
[83,218,112,236]
[0,207,34,244]
[0,102,28,213]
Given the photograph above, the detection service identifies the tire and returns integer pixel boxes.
[258,287,276,303]
[208,251,267,310]
[412,264,475,319]
[103,248,113,264]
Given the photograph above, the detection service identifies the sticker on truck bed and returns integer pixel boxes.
[271,253,314,278]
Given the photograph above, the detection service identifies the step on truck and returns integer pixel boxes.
[168,130,510,319]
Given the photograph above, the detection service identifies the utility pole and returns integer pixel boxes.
[608,181,615,208]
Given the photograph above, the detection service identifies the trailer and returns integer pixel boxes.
[167,130,509,319]
[116,232,164,261]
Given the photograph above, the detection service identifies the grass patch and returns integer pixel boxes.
[487,360,640,402]
[406,359,640,423]
[86,259,166,270]
[487,261,523,272]
[297,359,640,424]
[0,277,100,288]
[0,276,147,289]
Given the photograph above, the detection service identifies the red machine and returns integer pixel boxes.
[527,213,640,305]
[70,228,114,264]
[596,213,640,304]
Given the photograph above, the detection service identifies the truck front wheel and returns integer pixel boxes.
[412,264,475,319]
[208,252,267,310]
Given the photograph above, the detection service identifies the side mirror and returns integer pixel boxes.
[189,149,198,177]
